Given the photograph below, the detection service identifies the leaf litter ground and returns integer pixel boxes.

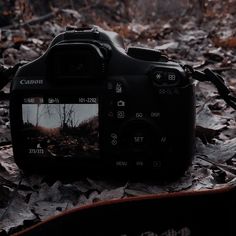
[0,1,236,234]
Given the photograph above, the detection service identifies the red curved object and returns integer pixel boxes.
[13,185,236,236]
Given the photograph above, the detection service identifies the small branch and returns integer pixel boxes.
[1,9,62,30]
[212,67,236,73]
[194,64,236,72]
[0,175,17,189]
[196,154,236,176]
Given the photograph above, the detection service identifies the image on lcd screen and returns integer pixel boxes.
[22,98,99,159]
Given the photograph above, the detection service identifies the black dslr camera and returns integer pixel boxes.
[10,26,195,177]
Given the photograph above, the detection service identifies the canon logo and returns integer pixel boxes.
[20,79,43,85]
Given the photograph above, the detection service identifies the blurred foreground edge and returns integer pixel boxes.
[13,184,236,236]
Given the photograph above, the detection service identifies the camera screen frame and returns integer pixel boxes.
[19,95,101,160]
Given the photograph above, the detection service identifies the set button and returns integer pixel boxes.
[120,120,159,154]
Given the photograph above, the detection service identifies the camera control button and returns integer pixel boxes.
[116,111,125,119]
[152,71,166,84]
[107,81,125,94]
[110,132,118,146]
[119,120,161,160]
[111,139,118,146]
[120,124,152,152]
[152,161,161,168]
[135,112,144,119]
[135,161,144,167]
[167,73,179,84]
[110,133,118,139]
[115,161,128,167]
[132,132,148,147]
[115,82,123,94]
[116,100,126,107]
[150,112,160,119]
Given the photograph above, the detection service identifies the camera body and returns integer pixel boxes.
[10,26,195,177]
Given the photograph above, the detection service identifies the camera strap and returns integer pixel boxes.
[183,64,236,110]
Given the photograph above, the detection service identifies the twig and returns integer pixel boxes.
[1,9,62,30]
[194,64,236,72]
[212,67,236,72]
[0,176,17,189]
[196,154,236,176]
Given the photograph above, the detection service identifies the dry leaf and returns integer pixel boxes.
[214,37,236,48]
[196,137,236,163]
[0,193,36,234]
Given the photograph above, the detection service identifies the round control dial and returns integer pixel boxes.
[119,119,162,158]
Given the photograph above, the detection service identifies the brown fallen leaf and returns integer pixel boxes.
[213,37,236,48]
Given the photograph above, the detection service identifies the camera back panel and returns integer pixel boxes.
[10,27,195,178]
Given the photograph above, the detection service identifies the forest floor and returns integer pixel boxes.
[0,0,236,234]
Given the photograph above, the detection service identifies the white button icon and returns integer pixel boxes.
[110,133,118,139]
[136,161,144,166]
[150,112,160,118]
[155,73,162,80]
[117,100,125,107]
[111,139,118,146]
[135,112,143,118]
[115,82,122,93]
[153,161,161,168]
[168,73,176,81]
[134,136,144,143]
[116,161,128,167]
[161,136,167,143]
[110,132,118,146]
[117,111,125,119]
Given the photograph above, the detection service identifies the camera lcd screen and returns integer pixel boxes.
[21,97,99,159]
